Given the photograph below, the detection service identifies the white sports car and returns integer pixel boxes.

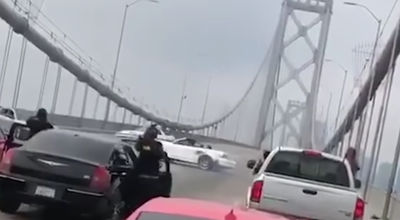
[0,107,59,133]
[161,137,237,170]
[115,126,175,142]
[0,113,26,135]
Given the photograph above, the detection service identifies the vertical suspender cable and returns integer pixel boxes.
[0,27,13,103]
[37,57,50,109]
[50,65,62,113]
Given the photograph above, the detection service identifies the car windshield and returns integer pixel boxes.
[265,151,350,187]
[136,212,213,220]
[0,108,14,118]
[23,130,115,164]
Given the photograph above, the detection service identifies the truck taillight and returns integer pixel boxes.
[0,149,15,174]
[302,150,322,157]
[354,197,365,220]
[250,180,263,203]
[90,166,111,191]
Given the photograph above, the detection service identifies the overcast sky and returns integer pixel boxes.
[1,0,400,165]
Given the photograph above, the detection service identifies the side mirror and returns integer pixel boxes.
[354,179,361,189]
[207,145,212,149]
[13,127,30,141]
[247,159,256,169]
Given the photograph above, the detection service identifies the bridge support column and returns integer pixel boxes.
[253,0,333,149]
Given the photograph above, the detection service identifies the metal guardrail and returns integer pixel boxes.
[59,126,256,149]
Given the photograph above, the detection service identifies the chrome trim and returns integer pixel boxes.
[0,173,25,182]
[66,188,102,197]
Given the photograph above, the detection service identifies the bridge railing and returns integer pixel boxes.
[14,108,254,148]
[60,126,255,149]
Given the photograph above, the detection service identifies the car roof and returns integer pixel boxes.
[24,129,120,164]
[43,129,116,142]
[128,197,291,220]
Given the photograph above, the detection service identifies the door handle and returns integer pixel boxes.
[302,189,317,195]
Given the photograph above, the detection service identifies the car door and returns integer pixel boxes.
[178,139,203,163]
[109,147,132,180]
[170,139,197,163]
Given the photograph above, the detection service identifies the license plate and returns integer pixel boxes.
[34,186,55,198]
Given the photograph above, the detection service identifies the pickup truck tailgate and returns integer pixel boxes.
[259,175,357,220]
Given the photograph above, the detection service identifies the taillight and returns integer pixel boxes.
[354,197,365,220]
[90,166,111,191]
[302,150,322,157]
[0,149,15,174]
[250,180,264,203]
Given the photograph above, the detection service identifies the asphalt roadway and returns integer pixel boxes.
[0,132,260,220]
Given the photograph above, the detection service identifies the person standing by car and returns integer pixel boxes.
[119,124,167,213]
[345,147,360,178]
[26,108,53,138]
[253,150,271,175]
[134,124,165,174]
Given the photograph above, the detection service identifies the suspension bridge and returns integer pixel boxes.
[0,0,400,219]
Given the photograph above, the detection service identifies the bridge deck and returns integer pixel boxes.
[366,187,400,219]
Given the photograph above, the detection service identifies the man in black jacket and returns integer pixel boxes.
[26,108,53,138]
[134,124,164,174]
[119,124,166,212]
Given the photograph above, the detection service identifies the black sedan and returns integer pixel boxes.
[0,129,171,219]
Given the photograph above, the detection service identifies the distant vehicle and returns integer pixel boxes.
[162,138,236,170]
[0,113,26,135]
[115,126,175,142]
[172,137,213,149]
[246,147,364,220]
[0,129,172,219]
[0,107,18,121]
[127,197,291,220]
[0,108,57,135]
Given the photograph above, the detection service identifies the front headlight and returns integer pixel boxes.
[221,154,228,159]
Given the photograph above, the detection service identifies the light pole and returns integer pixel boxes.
[323,92,332,139]
[177,74,187,123]
[103,0,159,128]
[342,3,381,100]
[345,0,384,211]
[324,59,348,132]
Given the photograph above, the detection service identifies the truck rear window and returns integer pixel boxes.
[265,151,350,187]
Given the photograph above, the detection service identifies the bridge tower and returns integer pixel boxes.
[254,0,333,149]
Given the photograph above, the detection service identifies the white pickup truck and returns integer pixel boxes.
[246,147,365,220]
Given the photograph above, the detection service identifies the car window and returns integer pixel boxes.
[136,212,213,220]
[110,147,133,166]
[265,151,350,187]
[24,131,115,164]
[176,139,191,146]
[0,108,14,118]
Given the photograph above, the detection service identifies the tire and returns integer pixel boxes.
[0,195,21,214]
[198,155,214,170]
